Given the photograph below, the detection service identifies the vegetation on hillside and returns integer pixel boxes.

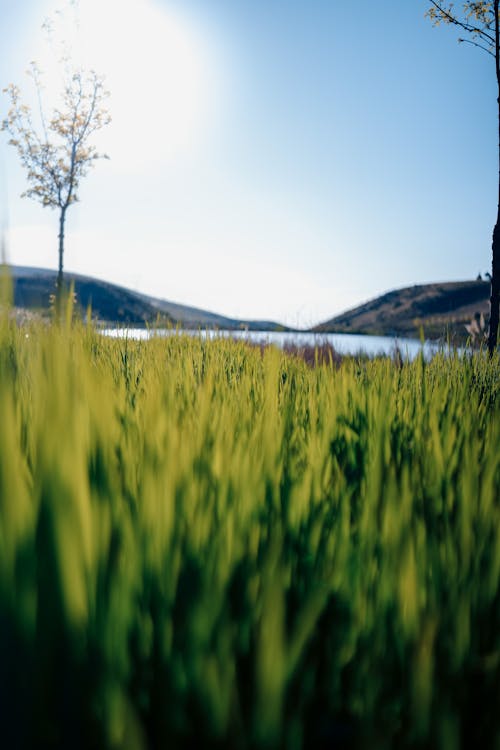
[0,311,499,748]
[314,280,490,341]
[8,267,493,339]
[8,266,288,330]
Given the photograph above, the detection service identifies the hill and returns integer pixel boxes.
[6,266,287,331]
[313,280,490,339]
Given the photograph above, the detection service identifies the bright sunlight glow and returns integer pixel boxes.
[38,0,217,171]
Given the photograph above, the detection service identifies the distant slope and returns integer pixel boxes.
[313,281,490,339]
[8,266,287,330]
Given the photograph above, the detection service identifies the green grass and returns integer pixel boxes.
[0,312,499,749]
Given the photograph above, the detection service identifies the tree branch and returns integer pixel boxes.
[428,0,496,44]
[459,36,496,55]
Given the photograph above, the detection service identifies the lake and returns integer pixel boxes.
[102,328,454,360]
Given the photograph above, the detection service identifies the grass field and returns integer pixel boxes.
[0,311,499,749]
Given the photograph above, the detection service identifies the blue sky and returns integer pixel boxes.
[0,0,495,326]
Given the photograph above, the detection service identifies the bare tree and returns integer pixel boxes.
[426,1,499,354]
[2,61,110,303]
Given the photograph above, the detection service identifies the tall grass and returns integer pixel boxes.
[0,314,499,748]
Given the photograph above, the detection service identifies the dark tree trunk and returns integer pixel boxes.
[489,222,500,353]
[488,0,500,355]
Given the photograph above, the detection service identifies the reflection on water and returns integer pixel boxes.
[102,328,456,360]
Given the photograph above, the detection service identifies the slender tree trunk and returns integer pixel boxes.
[56,206,66,312]
[488,0,500,355]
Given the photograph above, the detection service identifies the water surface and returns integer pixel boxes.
[103,328,452,360]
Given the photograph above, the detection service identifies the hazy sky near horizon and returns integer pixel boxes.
[0,0,495,326]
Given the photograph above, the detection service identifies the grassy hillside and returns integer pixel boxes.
[8,269,493,339]
[314,280,490,340]
[8,266,287,330]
